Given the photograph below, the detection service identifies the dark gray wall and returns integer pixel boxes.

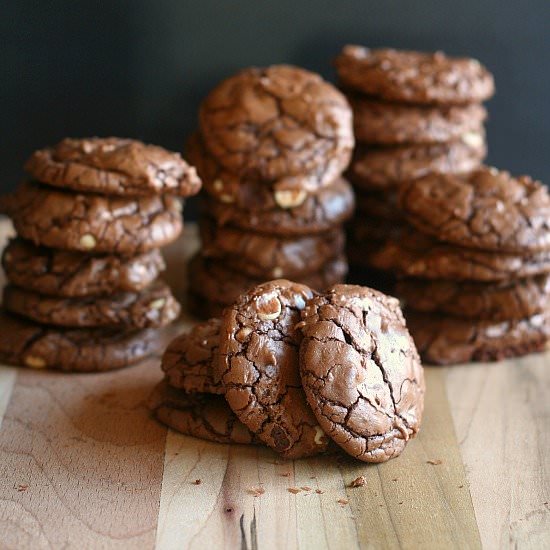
[2,0,549,205]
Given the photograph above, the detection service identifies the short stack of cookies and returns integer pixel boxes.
[371,167,550,365]
[0,137,201,372]
[150,280,425,462]
[334,46,495,287]
[185,65,356,317]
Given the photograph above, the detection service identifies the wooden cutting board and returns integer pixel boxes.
[0,219,548,549]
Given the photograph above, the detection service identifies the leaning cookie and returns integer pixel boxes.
[25,137,202,197]
[217,280,330,458]
[298,284,425,463]
[148,380,257,445]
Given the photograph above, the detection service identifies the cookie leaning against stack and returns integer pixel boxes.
[335,46,494,289]
[186,65,355,316]
[150,281,425,463]
[0,137,201,372]
[371,167,550,364]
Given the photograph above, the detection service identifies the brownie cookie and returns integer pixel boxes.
[298,285,424,463]
[187,253,348,318]
[0,182,182,254]
[407,310,550,365]
[335,46,495,104]
[371,230,550,282]
[217,280,330,458]
[397,274,550,321]
[0,311,162,372]
[25,137,202,197]
[2,239,165,297]
[148,380,256,444]
[200,220,345,279]
[199,65,354,185]
[350,96,487,145]
[161,318,223,395]
[3,281,180,329]
[201,178,355,236]
[347,136,486,190]
[399,167,550,253]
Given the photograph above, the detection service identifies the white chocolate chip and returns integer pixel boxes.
[235,327,252,342]
[461,132,484,148]
[272,267,283,278]
[314,425,327,446]
[256,293,282,321]
[149,298,166,310]
[274,189,307,209]
[79,234,97,250]
[25,355,46,369]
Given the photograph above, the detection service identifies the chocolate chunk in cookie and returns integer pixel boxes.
[2,238,165,297]
[0,182,182,254]
[0,310,162,372]
[200,220,345,279]
[347,136,486,190]
[335,46,494,104]
[397,275,550,321]
[349,96,487,145]
[407,310,550,365]
[162,318,224,395]
[217,280,329,458]
[298,284,425,463]
[3,281,180,329]
[199,65,353,184]
[25,137,202,197]
[148,380,256,444]
[399,167,550,253]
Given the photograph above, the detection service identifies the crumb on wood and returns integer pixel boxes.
[279,472,291,477]
[309,475,316,479]
[288,487,301,494]
[315,489,324,494]
[16,484,28,492]
[458,484,464,489]
[427,459,442,465]
[392,478,398,482]
[247,487,265,497]
[192,479,202,485]
[301,486,312,491]
[399,501,403,505]
[349,475,366,488]
[337,498,349,506]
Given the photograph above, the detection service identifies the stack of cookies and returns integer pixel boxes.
[185,65,356,317]
[371,167,550,365]
[150,280,425,463]
[334,46,495,286]
[0,137,201,372]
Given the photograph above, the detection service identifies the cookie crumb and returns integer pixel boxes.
[192,479,202,485]
[248,487,265,497]
[337,498,349,506]
[288,487,301,494]
[301,486,312,491]
[315,489,324,494]
[458,484,464,489]
[427,459,442,465]
[392,478,398,482]
[279,472,291,477]
[309,475,316,479]
[349,475,366,488]
[16,484,28,492]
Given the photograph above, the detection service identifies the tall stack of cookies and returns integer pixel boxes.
[185,65,355,317]
[334,46,495,287]
[0,138,201,372]
[371,167,550,365]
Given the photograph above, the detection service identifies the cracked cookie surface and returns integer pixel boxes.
[0,182,183,254]
[3,280,180,329]
[217,280,329,458]
[162,318,224,395]
[298,284,425,463]
[335,46,494,104]
[2,238,165,297]
[399,167,550,253]
[0,310,162,371]
[25,137,202,197]
[148,380,256,444]
[199,65,354,184]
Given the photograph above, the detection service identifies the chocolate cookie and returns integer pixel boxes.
[3,281,180,329]
[298,285,424,463]
[148,380,256,444]
[217,280,330,458]
[407,310,550,365]
[2,238,165,297]
[161,318,224,395]
[335,46,495,104]
[25,137,202,197]
[397,274,550,321]
[399,167,550,253]
[0,182,182,254]
[347,135,486,190]
[0,310,162,372]
[187,253,348,319]
[201,178,355,236]
[371,230,550,282]
[350,96,487,145]
[199,65,354,185]
[200,220,345,279]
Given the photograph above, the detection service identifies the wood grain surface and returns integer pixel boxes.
[0,217,548,550]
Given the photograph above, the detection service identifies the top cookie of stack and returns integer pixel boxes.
[187,65,356,316]
[0,137,201,372]
[336,46,494,287]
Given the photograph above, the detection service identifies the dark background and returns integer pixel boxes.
[2,0,549,204]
